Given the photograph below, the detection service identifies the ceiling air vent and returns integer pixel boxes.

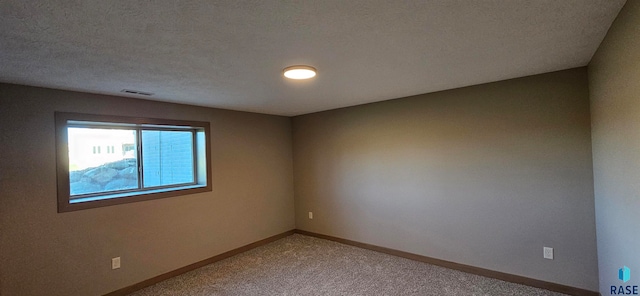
[121,89,154,96]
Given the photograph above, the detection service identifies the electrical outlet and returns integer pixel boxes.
[543,247,553,260]
[308,212,313,219]
[112,257,121,269]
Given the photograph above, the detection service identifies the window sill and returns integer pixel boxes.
[70,184,207,204]
[59,184,211,212]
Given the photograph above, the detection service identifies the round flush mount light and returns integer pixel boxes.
[283,65,317,80]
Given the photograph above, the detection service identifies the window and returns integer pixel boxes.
[55,112,211,212]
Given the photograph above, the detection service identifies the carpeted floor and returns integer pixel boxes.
[129,234,568,296]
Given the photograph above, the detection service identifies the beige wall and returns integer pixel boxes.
[0,66,608,294]
[589,0,640,293]
[0,84,295,295]
[293,68,598,290]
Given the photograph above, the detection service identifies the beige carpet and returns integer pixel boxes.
[129,234,567,296]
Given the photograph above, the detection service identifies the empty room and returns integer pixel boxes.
[1,1,639,295]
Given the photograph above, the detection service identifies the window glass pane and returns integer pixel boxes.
[68,128,139,197]
[142,130,194,187]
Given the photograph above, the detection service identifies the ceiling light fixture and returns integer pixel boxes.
[283,65,317,80]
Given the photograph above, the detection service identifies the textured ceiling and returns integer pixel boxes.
[0,1,627,116]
